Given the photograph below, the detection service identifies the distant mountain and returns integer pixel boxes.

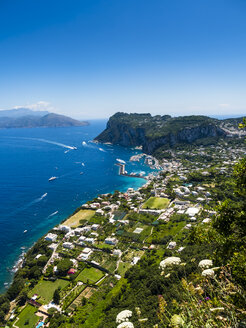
[0,107,49,118]
[0,108,89,128]
[95,112,245,157]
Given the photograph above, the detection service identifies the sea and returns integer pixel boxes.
[0,120,156,292]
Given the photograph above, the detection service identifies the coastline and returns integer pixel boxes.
[2,132,244,327]
[2,154,158,293]
[0,123,157,292]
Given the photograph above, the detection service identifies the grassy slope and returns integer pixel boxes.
[75,268,104,284]
[29,279,69,303]
[15,304,39,328]
[63,210,95,227]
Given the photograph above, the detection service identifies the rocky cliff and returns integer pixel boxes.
[95,112,229,155]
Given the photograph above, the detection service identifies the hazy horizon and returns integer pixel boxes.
[0,107,245,122]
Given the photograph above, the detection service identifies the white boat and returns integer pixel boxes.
[116,158,126,164]
[23,230,27,233]
[41,193,48,199]
[49,176,57,182]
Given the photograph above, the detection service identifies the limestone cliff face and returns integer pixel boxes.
[142,124,224,153]
[95,112,227,154]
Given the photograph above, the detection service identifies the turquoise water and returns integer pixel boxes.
[0,120,155,292]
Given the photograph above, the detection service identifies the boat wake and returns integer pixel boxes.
[29,138,77,150]
[82,140,107,152]
[5,137,77,150]
[47,210,58,218]
[81,140,95,149]
[9,193,48,217]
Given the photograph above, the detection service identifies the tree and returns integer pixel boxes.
[29,266,42,279]
[24,319,29,325]
[6,277,25,300]
[213,148,246,287]
[53,289,60,305]
[37,255,48,267]
[57,258,72,276]
[0,310,5,323]
[18,289,28,305]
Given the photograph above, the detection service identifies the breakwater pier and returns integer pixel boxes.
[116,163,147,179]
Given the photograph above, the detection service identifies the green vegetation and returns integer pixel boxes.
[117,262,131,276]
[57,258,72,276]
[142,196,170,209]
[15,304,38,328]
[2,117,246,328]
[29,279,69,303]
[75,268,104,284]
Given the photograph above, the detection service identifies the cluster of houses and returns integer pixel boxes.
[42,139,245,280]
[40,140,245,300]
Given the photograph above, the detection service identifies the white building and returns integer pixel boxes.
[132,256,140,265]
[92,224,100,230]
[45,233,57,242]
[77,247,93,261]
[186,207,200,217]
[62,242,74,249]
[48,243,58,250]
[105,237,118,245]
[85,237,95,244]
[58,225,71,233]
[113,249,122,257]
[167,241,177,249]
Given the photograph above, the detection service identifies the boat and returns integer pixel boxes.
[49,211,58,217]
[23,230,27,233]
[41,193,48,199]
[49,176,57,182]
[80,172,84,175]
[116,158,126,164]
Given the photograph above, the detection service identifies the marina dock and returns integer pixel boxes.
[116,163,147,179]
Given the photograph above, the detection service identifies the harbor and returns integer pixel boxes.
[116,163,147,179]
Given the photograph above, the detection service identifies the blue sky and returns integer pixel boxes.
[0,0,246,119]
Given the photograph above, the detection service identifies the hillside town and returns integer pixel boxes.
[3,136,246,328]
